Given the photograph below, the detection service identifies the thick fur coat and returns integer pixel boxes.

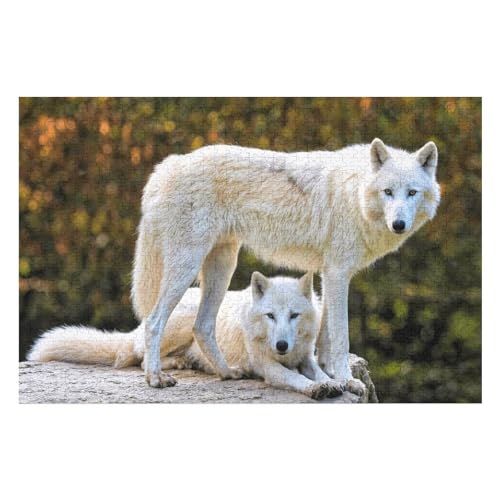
[133,139,440,391]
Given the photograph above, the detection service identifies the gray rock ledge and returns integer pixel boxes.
[19,353,378,404]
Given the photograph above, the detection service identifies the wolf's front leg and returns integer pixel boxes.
[261,361,332,400]
[317,266,366,396]
[299,354,343,397]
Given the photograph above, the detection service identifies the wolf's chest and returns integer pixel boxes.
[360,229,410,267]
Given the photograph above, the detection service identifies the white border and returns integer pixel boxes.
[2,2,498,499]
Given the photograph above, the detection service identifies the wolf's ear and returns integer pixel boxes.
[298,272,313,300]
[251,271,269,301]
[416,141,438,177]
[370,138,390,172]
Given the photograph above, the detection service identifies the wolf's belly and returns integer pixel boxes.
[244,242,324,272]
[230,209,327,272]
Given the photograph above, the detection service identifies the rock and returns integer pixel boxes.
[18,353,378,404]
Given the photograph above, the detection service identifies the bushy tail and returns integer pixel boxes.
[131,217,163,320]
[27,325,140,368]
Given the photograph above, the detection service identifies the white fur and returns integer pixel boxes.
[28,274,340,400]
[132,139,440,390]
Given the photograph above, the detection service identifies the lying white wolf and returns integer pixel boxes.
[133,139,440,392]
[28,273,341,400]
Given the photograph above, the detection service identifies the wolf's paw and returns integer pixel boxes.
[219,366,247,380]
[307,383,331,400]
[324,380,345,398]
[145,371,177,388]
[345,378,366,397]
[327,377,348,392]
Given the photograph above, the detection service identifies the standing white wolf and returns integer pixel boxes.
[29,273,341,399]
[133,138,440,392]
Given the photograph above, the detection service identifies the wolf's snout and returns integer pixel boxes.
[276,340,288,354]
[392,220,406,233]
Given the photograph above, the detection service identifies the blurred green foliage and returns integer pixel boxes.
[19,97,481,402]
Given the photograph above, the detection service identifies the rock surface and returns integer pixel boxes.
[19,353,378,404]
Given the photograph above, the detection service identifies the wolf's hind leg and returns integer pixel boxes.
[160,356,191,370]
[193,240,242,380]
[144,245,210,388]
[149,342,219,374]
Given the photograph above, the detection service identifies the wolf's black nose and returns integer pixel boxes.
[276,340,288,353]
[392,220,406,233]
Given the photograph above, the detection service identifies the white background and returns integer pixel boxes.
[1,1,497,499]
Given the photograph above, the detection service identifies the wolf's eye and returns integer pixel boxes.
[384,189,393,196]
[290,312,300,320]
[408,189,417,196]
[266,313,275,320]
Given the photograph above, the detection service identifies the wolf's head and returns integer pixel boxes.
[361,138,441,235]
[247,271,320,365]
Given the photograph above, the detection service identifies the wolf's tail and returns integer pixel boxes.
[131,217,163,321]
[26,325,141,368]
